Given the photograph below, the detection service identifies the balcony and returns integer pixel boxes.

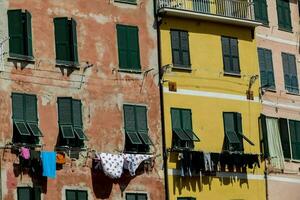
[157,0,261,27]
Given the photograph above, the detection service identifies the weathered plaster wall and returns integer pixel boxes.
[0,0,164,199]
[256,0,300,199]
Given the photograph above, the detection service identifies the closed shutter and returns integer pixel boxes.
[58,98,72,125]
[77,191,87,200]
[33,187,41,200]
[117,25,128,69]
[282,53,291,92]
[127,26,140,70]
[54,18,71,62]
[71,19,78,64]
[25,10,33,57]
[254,0,268,23]
[258,48,267,87]
[124,105,136,131]
[17,187,31,200]
[171,108,181,129]
[8,10,24,56]
[171,30,181,66]
[12,93,25,121]
[288,54,298,93]
[221,37,231,72]
[66,190,76,200]
[279,118,291,159]
[72,99,82,127]
[290,120,300,160]
[230,38,240,73]
[277,0,292,30]
[180,31,190,67]
[260,115,269,158]
[137,194,147,200]
[265,49,275,89]
[25,94,37,122]
[136,106,147,131]
[126,194,136,200]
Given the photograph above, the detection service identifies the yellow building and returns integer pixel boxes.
[156,0,266,199]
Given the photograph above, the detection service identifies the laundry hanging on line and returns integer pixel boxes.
[41,151,56,179]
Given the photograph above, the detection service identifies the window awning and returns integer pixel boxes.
[126,131,143,145]
[138,130,153,145]
[74,127,87,140]
[27,122,43,137]
[225,131,241,144]
[237,132,255,146]
[173,128,200,142]
[60,125,75,139]
[184,129,200,142]
[14,121,31,136]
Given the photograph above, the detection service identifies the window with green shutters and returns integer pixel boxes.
[123,104,152,153]
[171,30,191,68]
[282,53,298,94]
[221,36,240,75]
[276,0,292,31]
[253,0,269,24]
[223,112,254,152]
[17,187,41,200]
[126,193,147,200]
[12,93,43,144]
[57,98,87,149]
[66,190,88,200]
[7,9,33,60]
[171,108,200,149]
[116,24,141,71]
[115,0,137,4]
[54,17,78,66]
[258,48,275,89]
[279,119,300,160]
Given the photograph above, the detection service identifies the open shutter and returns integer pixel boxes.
[54,18,70,63]
[136,106,151,145]
[265,49,275,89]
[127,26,140,70]
[171,108,190,141]
[171,30,181,66]
[223,113,240,144]
[230,38,240,73]
[279,118,291,159]
[182,109,200,141]
[180,31,190,67]
[7,10,24,56]
[221,37,231,73]
[258,48,267,87]
[25,94,37,122]
[124,105,142,145]
[117,25,128,69]
[236,113,244,150]
[12,93,25,121]
[58,98,72,125]
[25,10,33,57]
[71,19,78,64]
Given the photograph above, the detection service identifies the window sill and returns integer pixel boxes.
[118,69,142,74]
[114,0,137,5]
[8,55,35,64]
[56,60,79,69]
[223,72,241,78]
[172,66,192,72]
[123,150,152,155]
[286,91,300,96]
[278,27,293,33]
[262,87,276,93]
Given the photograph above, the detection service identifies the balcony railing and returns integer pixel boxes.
[157,0,255,21]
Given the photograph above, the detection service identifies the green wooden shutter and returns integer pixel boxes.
[254,0,268,23]
[117,25,128,69]
[182,109,192,130]
[25,10,33,57]
[137,194,147,200]
[260,115,269,158]
[33,187,41,200]
[180,31,190,67]
[288,54,299,93]
[221,37,231,73]
[277,0,292,31]
[279,118,291,159]
[8,10,24,56]
[235,113,244,151]
[127,26,140,70]
[24,94,38,122]
[171,30,181,66]
[124,105,136,131]
[258,48,267,87]
[17,187,31,200]
[290,120,300,160]
[72,99,82,127]
[126,194,136,200]
[66,190,76,200]
[12,93,25,121]
[282,53,291,92]
[77,191,87,200]
[265,49,275,89]
[71,18,78,64]
[171,108,182,129]
[58,98,73,125]
[230,38,240,73]
[54,18,71,63]
[223,112,240,144]
[136,106,147,131]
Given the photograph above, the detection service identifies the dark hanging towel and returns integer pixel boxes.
[246,154,260,169]
[180,151,192,177]
[210,153,220,172]
[191,151,204,174]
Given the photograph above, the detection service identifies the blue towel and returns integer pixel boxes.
[41,151,56,179]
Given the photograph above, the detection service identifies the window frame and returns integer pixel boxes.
[123,104,152,153]
[276,0,292,32]
[253,0,269,24]
[17,186,41,200]
[125,193,148,200]
[282,52,298,94]
[65,189,88,200]
[221,36,240,75]
[257,48,275,90]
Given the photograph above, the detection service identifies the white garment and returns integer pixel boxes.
[266,118,285,170]
[123,154,152,176]
[99,153,124,179]
[204,152,212,171]
[94,154,102,170]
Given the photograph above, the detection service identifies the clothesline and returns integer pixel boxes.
[167,148,262,156]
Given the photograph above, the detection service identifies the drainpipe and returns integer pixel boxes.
[153,1,169,200]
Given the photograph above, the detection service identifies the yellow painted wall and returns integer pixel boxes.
[160,17,266,200]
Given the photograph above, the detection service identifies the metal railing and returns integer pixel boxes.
[157,0,255,21]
